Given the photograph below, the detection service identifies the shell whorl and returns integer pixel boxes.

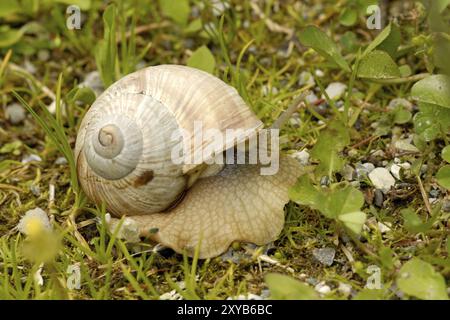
[75,65,264,216]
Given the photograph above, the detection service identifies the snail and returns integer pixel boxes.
[75,65,302,258]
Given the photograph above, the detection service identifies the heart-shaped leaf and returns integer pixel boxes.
[363,23,392,57]
[436,165,450,189]
[187,45,216,74]
[397,258,448,300]
[338,211,367,234]
[298,26,351,72]
[159,0,190,26]
[411,75,450,108]
[265,273,319,300]
[357,50,401,79]
[442,146,450,163]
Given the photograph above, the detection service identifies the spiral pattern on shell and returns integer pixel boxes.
[75,65,263,216]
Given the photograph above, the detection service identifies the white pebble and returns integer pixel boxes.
[291,149,310,165]
[21,154,42,163]
[314,282,331,295]
[323,82,347,100]
[390,164,402,180]
[5,103,26,124]
[368,168,396,193]
[394,139,419,153]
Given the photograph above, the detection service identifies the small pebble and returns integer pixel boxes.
[377,222,391,233]
[37,49,50,61]
[5,103,26,124]
[394,139,419,153]
[356,162,375,180]
[30,184,41,196]
[55,157,68,165]
[374,189,384,207]
[21,154,42,163]
[429,189,440,198]
[338,282,352,296]
[298,71,315,86]
[312,247,335,266]
[368,168,395,193]
[342,164,355,181]
[320,176,330,186]
[305,92,319,104]
[315,69,324,77]
[323,82,347,100]
[291,149,310,165]
[442,200,450,213]
[23,60,36,74]
[314,282,331,295]
[390,164,402,180]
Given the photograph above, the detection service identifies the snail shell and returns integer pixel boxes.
[75,65,263,216]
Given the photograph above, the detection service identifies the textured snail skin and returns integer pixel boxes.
[124,156,302,259]
[75,65,263,216]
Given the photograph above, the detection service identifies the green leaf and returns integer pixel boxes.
[310,120,350,176]
[442,146,450,163]
[339,8,358,27]
[436,165,450,189]
[68,87,96,105]
[0,141,22,154]
[397,258,448,300]
[393,107,412,124]
[159,0,190,26]
[0,26,25,48]
[357,50,401,79]
[289,175,320,208]
[95,4,117,86]
[353,289,386,300]
[187,45,216,74]
[376,23,401,58]
[54,0,91,10]
[340,31,358,53]
[291,177,366,234]
[402,208,437,234]
[413,102,450,141]
[328,187,365,219]
[363,23,392,57]
[0,160,20,173]
[298,26,351,72]
[411,75,450,108]
[338,211,367,234]
[436,0,450,13]
[265,273,319,300]
[0,0,20,18]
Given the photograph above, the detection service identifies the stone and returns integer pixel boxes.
[21,154,42,163]
[374,189,384,207]
[291,149,310,165]
[390,164,402,180]
[298,71,315,86]
[356,163,375,180]
[312,247,335,266]
[394,139,420,153]
[368,168,395,193]
[314,282,331,295]
[5,103,26,124]
[323,82,347,100]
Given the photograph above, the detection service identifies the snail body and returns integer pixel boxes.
[75,65,302,258]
